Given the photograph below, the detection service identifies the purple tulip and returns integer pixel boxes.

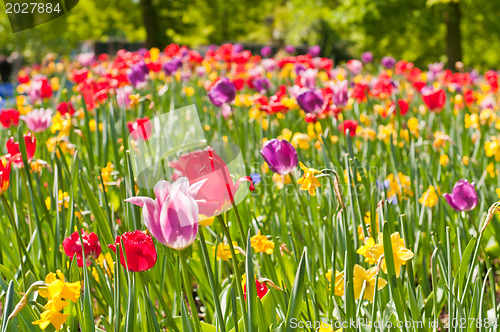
[381,56,396,69]
[163,56,183,76]
[285,45,296,54]
[361,52,373,63]
[208,77,236,107]
[295,63,306,76]
[260,139,298,175]
[443,179,478,212]
[261,46,272,58]
[253,77,271,93]
[125,178,204,250]
[296,89,324,113]
[308,45,321,57]
[20,108,53,133]
[128,60,150,88]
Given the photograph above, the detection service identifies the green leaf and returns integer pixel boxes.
[284,247,307,332]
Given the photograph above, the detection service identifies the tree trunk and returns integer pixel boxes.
[445,1,462,70]
[141,0,163,48]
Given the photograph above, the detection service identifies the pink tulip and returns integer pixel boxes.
[169,147,254,218]
[125,178,204,250]
[20,108,53,133]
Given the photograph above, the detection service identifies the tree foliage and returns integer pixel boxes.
[0,0,499,69]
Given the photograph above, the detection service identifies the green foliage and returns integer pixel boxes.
[0,0,500,68]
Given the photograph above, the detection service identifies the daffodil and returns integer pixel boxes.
[356,237,377,264]
[33,271,81,330]
[325,270,344,296]
[368,232,414,278]
[353,264,387,302]
[419,185,439,208]
[214,242,238,261]
[297,162,321,196]
[251,231,274,254]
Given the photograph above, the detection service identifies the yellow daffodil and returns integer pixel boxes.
[353,264,387,302]
[440,154,449,166]
[356,237,377,264]
[214,242,238,261]
[386,172,413,201]
[368,232,414,278]
[272,173,291,189]
[407,117,419,137]
[419,185,439,208]
[250,231,274,255]
[45,190,70,211]
[325,270,344,297]
[485,136,500,161]
[32,270,81,330]
[297,162,321,196]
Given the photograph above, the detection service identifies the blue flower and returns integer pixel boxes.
[250,173,261,185]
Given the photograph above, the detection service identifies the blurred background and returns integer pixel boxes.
[0,0,500,70]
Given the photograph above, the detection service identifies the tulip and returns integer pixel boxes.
[0,158,11,196]
[169,147,254,218]
[285,45,296,54]
[20,108,53,133]
[422,88,446,112]
[308,45,321,57]
[260,46,272,58]
[361,52,373,63]
[338,120,358,136]
[243,279,269,300]
[6,132,36,168]
[443,179,478,212]
[128,60,149,88]
[116,86,133,109]
[296,89,324,113]
[108,230,157,272]
[127,117,151,140]
[253,77,271,93]
[207,77,236,107]
[0,108,20,128]
[347,59,363,75]
[63,230,101,267]
[163,56,182,76]
[56,101,75,117]
[330,80,349,107]
[381,56,396,69]
[260,139,298,175]
[125,178,203,250]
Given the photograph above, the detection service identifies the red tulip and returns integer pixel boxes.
[108,231,157,272]
[243,279,269,300]
[422,88,446,112]
[0,109,20,128]
[6,132,36,168]
[127,117,152,140]
[57,101,76,117]
[397,100,409,115]
[0,158,11,196]
[63,230,102,267]
[338,120,358,136]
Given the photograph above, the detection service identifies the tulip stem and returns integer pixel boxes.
[198,228,226,332]
[217,214,248,332]
[180,250,202,332]
[288,174,325,272]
